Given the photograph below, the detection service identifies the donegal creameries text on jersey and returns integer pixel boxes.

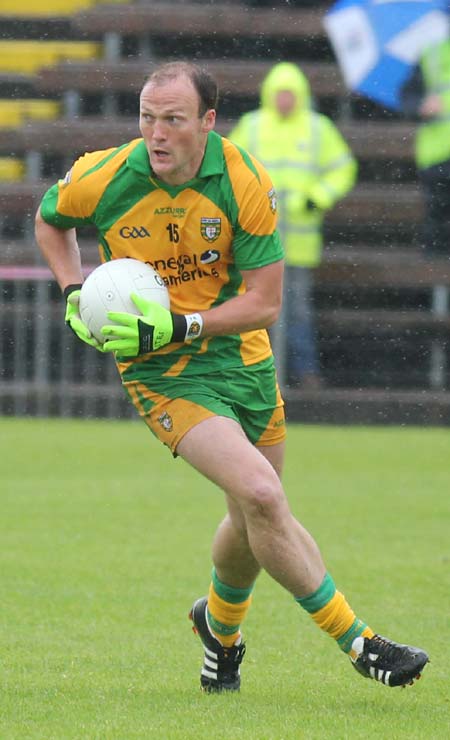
[40,131,284,377]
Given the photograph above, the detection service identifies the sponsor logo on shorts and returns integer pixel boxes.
[200,217,221,242]
[158,411,173,432]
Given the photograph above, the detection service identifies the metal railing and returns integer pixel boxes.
[0,266,135,418]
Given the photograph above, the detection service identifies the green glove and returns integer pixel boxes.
[101,293,203,357]
[64,284,106,352]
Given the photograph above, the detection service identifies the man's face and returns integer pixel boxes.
[139,74,215,186]
[275,90,297,117]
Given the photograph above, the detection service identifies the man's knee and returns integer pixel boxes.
[239,477,286,522]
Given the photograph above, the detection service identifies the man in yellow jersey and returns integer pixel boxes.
[35,61,428,693]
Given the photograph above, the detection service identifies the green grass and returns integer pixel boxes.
[1,418,449,739]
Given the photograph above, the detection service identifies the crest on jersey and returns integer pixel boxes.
[200,217,221,242]
[268,188,277,214]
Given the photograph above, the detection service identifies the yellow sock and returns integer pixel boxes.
[297,573,374,654]
[310,590,374,655]
[207,570,254,647]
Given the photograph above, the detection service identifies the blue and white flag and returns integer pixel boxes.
[323,0,449,109]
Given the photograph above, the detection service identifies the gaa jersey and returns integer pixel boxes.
[40,130,284,377]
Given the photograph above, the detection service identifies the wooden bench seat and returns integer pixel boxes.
[0,116,140,154]
[2,238,100,266]
[317,308,450,336]
[318,247,450,288]
[35,59,345,99]
[339,122,415,161]
[329,183,422,224]
[0,181,46,215]
[71,2,328,41]
[283,387,450,426]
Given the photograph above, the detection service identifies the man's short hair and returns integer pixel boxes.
[143,61,219,116]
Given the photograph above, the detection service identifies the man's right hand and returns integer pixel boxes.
[64,284,106,352]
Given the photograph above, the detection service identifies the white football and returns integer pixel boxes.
[79,258,170,343]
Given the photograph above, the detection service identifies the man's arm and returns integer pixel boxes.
[35,206,83,292]
[200,259,284,336]
[35,206,107,351]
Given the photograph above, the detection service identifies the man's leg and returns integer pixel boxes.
[212,497,261,589]
[200,498,260,651]
[199,440,284,651]
[210,437,284,588]
[181,417,367,652]
[178,416,326,595]
[180,416,428,691]
[183,416,323,692]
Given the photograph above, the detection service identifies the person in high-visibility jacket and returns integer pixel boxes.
[229,62,357,388]
[401,38,450,256]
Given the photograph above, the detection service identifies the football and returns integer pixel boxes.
[79,258,170,343]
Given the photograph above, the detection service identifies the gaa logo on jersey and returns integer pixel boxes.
[200,217,221,242]
[268,188,277,214]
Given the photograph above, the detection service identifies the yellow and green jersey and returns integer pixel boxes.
[40,130,284,377]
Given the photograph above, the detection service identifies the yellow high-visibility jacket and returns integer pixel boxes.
[229,62,357,267]
[416,39,450,170]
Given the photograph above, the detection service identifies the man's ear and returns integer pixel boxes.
[201,109,216,133]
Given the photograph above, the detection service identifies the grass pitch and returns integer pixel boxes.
[1,418,448,739]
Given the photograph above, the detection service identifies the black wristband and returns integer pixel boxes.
[171,313,188,342]
[63,283,83,300]
[138,323,155,354]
